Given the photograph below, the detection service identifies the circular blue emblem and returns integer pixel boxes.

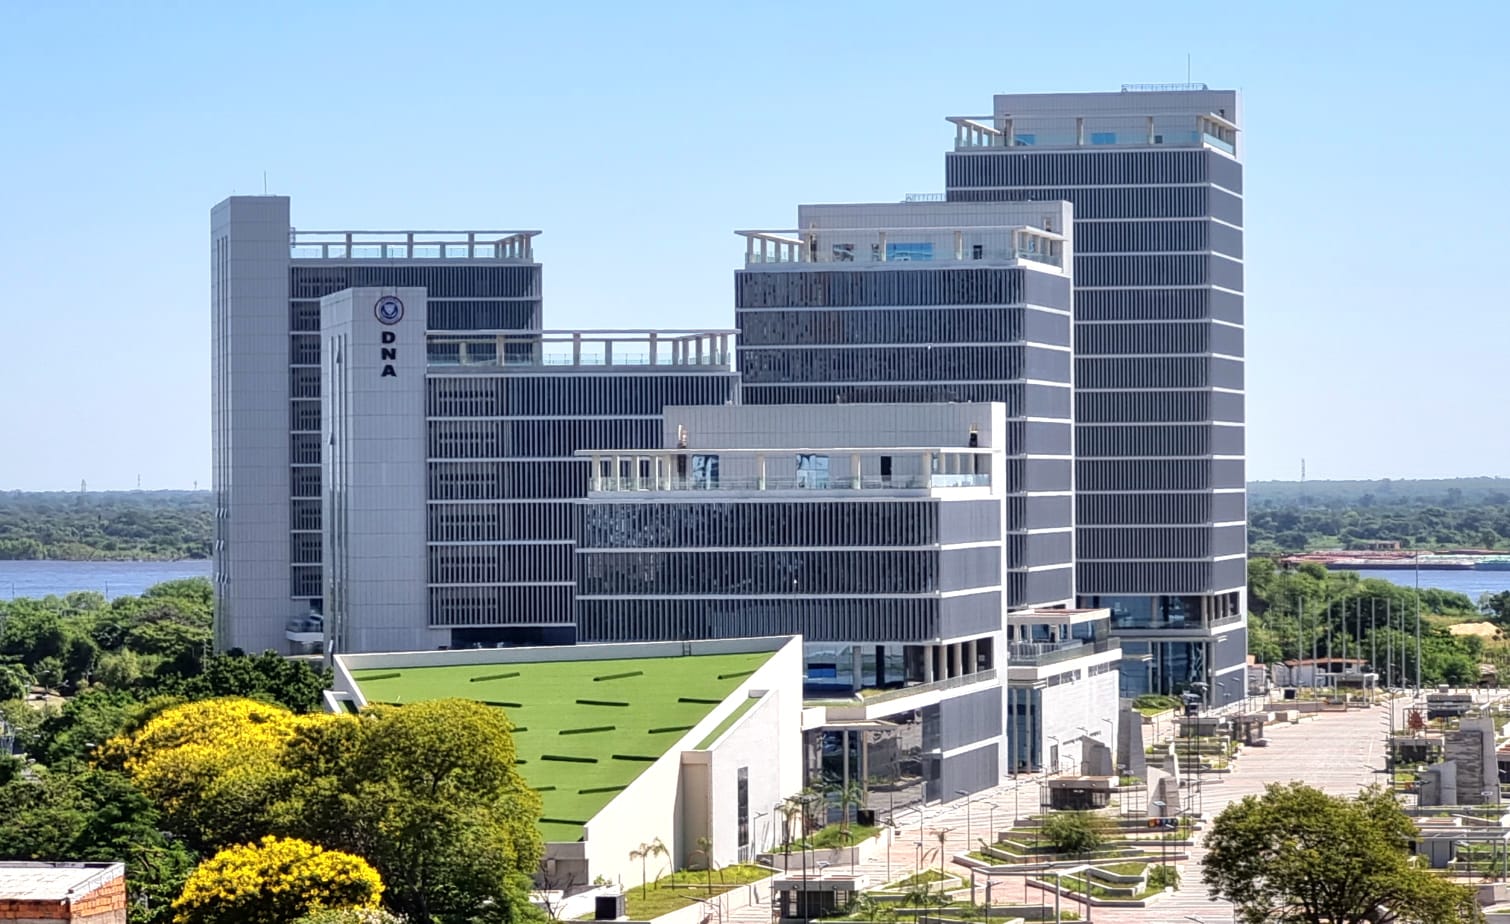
[374,295,404,326]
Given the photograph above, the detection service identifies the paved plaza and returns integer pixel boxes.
[727,697,1425,924]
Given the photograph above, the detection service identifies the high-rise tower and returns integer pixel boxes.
[945,87,1247,705]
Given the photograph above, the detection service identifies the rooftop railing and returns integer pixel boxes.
[289,230,539,261]
[427,330,734,370]
[590,473,991,493]
[738,226,1063,269]
[1008,637,1117,666]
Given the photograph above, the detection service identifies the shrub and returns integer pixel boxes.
[1040,811,1109,857]
[172,835,382,924]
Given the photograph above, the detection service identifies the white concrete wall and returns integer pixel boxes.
[1036,654,1122,774]
[321,287,431,654]
[211,196,299,654]
[703,686,802,867]
[580,637,803,887]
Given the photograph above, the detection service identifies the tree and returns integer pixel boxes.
[1039,811,1107,859]
[833,780,866,836]
[104,696,317,850]
[171,836,382,924]
[931,827,952,877]
[629,838,669,895]
[1203,782,1482,924]
[277,699,542,924]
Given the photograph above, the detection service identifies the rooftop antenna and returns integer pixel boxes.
[1187,53,1191,85]
[263,171,268,195]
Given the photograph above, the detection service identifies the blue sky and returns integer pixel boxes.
[0,0,1506,490]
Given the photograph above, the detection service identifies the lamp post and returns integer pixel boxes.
[957,790,972,848]
[987,802,999,848]
[754,809,770,861]
[1152,800,1169,873]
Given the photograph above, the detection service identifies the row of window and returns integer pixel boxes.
[426,418,661,460]
[1075,321,1243,357]
[291,467,321,498]
[1076,422,1245,458]
[944,148,1242,192]
[1071,219,1211,254]
[576,597,942,644]
[736,306,1070,348]
[948,186,1243,225]
[428,584,574,627]
[1010,568,1074,608]
[290,400,320,432]
[1008,531,1073,569]
[1074,254,1243,290]
[426,374,735,418]
[291,564,322,597]
[292,499,321,531]
[291,532,321,565]
[1007,495,1074,532]
[429,460,589,500]
[736,267,1053,309]
[289,265,540,300]
[1002,457,1074,494]
[580,499,941,549]
[1075,288,1243,324]
[738,345,1070,385]
[1076,458,1245,491]
[1075,357,1237,390]
[1075,390,1243,424]
[1077,556,1247,596]
[1077,490,1246,526]
[1077,524,1246,560]
[429,501,576,542]
[577,549,984,596]
[429,542,573,584]
[426,299,541,332]
[291,334,320,366]
[741,382,1071,419]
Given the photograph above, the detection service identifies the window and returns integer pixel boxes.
[1015,134,1035,146]
[737,768,749,849]
[691,454,720,488]
[971,244,984,260]
[796,454,830,489]
[1091,132,1116,145]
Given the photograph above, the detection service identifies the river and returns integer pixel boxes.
[1340,567,1510,600]
[0,560,212,601]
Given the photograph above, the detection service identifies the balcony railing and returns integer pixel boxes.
[822,668,999,708]
[1009,637,1116,666]
[289,230,538,261]
[591,473,990,493]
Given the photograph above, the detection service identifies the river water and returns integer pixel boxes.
[0,560,1504,604]
[0,560,212,601]
[1338,567,1510,600]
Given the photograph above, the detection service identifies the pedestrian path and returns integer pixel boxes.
[739,700,1405,923]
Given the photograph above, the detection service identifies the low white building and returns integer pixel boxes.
[1005,607,1121,774]
[327,636,804,888]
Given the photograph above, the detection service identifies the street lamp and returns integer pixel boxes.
[1152,800,1168,872]
[986,802,1000,848]
[956,790,972,848]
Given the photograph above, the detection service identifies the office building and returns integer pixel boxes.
[735,201,1077,610]
[212,196,735,653]
[1005,606,1122,774]
[944,87,1247,704]
[577,402,1011,798]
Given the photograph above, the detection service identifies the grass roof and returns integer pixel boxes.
[348,650,772,842]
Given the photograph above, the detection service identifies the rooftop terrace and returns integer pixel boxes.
[737,225,1063,268]
[345,650,774,842]
[427,329,734,371]
[290,229,539,262]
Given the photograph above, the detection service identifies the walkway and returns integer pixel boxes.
[727,699,1405,924]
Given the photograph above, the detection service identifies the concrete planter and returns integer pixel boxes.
[757,826,892,870]
[638,872,780,924]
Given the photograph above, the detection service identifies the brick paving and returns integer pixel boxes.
[727,697,1426,924]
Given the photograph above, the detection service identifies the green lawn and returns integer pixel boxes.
[619,865,773,919]
[788,822,881,850]
[883,868,955,891]
[350,651,772,842]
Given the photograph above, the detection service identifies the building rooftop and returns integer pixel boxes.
[428,329,733,372]
[343,650,775,843]
[290,229,539,262]
[0,862,123,901]
[737,224,1064,269]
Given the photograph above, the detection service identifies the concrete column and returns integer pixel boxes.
[966,639,978,674]
[1146,115,1156,144]
[590,454,601,491]
[949,643,962,679]
[756,454,766,490]
[1004,118,1014,146]
[648,331,658,366]
[876,645,886,686]
[877,231,886,261]
[1076,117,1085,146]
[851,453,861,489]
[923,646,935,683]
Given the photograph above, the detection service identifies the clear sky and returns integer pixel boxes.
[1,0,1506,491]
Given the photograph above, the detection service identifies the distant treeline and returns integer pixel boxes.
[0,491,211,561]
[1248,479,1510,553]
[1250,477,1510,508]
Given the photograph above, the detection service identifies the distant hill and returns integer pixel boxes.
[0,490,212,561]
[1249,478,1510,508]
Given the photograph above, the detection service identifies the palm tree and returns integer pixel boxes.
[836,780,867,837]
[776,797,804,858]
[629,837,669,895]
[694,835,718,896]
[931,827,953,878]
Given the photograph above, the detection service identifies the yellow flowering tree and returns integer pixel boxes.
[173,836,382,924]
[103,697,337,849]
